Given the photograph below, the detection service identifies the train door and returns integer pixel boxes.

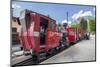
[40,17,48,45]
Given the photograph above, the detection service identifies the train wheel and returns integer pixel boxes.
[32,52,47,64]
[66,39,70,47]
[35,55,40,63]
[32,54,40,63]
[62,36,70,47]
[31,51,39,63]
[31,51,42,63]
[46,52,50,57]
[47,49,55,55]
[58,41,64,51]
[52,48,57,54]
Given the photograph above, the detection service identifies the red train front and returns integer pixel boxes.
[19,9,63,62]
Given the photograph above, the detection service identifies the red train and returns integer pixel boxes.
[65,22,90,44]
[66,27,90,43]
[19,9,90,62]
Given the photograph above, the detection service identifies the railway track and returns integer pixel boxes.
[12,42,77,67]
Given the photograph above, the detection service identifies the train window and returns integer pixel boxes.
[40,17,48,31]
[13,19,17,22]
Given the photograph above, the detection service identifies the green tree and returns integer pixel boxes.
[80,18,87,31]
[89,19,96,32]
[71,23,79,28]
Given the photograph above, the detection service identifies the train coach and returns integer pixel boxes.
[64,18,90,44]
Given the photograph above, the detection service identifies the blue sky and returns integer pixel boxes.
[12,1,95,23]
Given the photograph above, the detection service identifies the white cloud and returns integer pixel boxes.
[72,10,93,20]
[72,10,83,19]
[81,11,92,17]
[62,20,67,23]
[12,4,21,9]
[76,10,83,19]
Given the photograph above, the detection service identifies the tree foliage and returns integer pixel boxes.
[71,23,79,28]
[89,19,96,32]
[80,18,87,31]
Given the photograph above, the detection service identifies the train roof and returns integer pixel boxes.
[20,9,56,22]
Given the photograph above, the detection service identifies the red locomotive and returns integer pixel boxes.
[19,9,69,62]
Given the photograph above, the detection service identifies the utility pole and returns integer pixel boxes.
[66,12,68,27]
[66,12,68,23]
